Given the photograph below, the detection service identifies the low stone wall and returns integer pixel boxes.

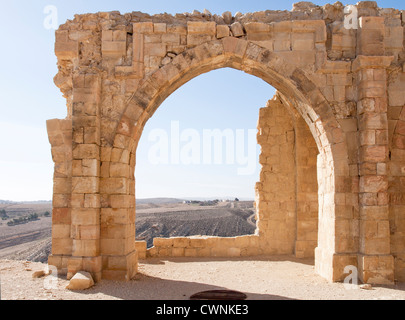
[136,235,262,259]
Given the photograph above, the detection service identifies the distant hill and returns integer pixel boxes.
[136,198,185,204]
[0,200,51,204]
[136,197,254,204]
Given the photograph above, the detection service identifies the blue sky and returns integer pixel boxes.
[0,1,403,201]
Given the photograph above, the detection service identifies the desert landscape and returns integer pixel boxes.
[0,198,256,262]
[0,201,52,263]
[2,198,405,300]
[136,199,256,247]
[3,0,405,300]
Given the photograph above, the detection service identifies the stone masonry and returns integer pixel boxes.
[47,1,405,284]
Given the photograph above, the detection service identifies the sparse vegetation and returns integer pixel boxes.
[0,209,9,220]
[0,198,255,263]
[7,213,39,226]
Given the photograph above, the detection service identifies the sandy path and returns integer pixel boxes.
[1,256,405,300]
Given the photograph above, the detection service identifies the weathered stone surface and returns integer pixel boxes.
[66,271,95,290]
[230,22,244,37]
[48,3,405,285]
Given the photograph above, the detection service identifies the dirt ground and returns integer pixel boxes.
[1,256,405,300]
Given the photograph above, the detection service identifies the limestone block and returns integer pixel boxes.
[71,208,100,226]
[32,270,46,278]
[133,22,153,34]
[245,22,271,41]
[144,34,161,44]
[233,236,251,248]
[274,38,291,52]
[136,241,147,259]
[216,25,230,39]
[360,205,389,221]
[66,271,95,290]
[72,177,99,194]
[84,127,100,144]
[245,22,271,34]
[187,21,216,35]
[101,208,133,225]
[292,32,314,51]
[358,113,388,131]
[52,238,72,255]
[385,26,404,50]
[359,145,387,163]
[172,237,190,248]
[359,175,388,193]
[196,247,212,257]
[84,194,100,208]
[222,37,248,57]
[53,193,70,208]
[52,207,71,225]
[222,11,233,25]
[273,21,291,33]
[227,247,241,257]
[189,237,207,248]
[211,246,228,257]
[52,224,71,239]
[101,223,133,239]
[54,31,79,60]
[230,22,244,37]
[359,254,394,284]
[102,41,127,58]
[154,23,167,34]
[388,87,405,107]
[184,248,197,257]
[100,177,129,194]
[316,60,351,74]
[80,159,100,177]
[186,34,212,47]
[109,162,130,178]
[109,194,135,209]
[144,43,167,57]
[100,238,133,256]
[359,130,375,146]
[162,33,181,45]
[53,178,72,194]
[72,224,100,240]
[73,144,100,160]
[172,247,185,257]
[394,253,405,282]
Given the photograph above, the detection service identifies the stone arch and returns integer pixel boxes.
[111,39,356,282]
[48,3,405,286]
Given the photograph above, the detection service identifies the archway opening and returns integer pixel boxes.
[118,39,351,281]
[134,66,319,260]
[135,68,273,248]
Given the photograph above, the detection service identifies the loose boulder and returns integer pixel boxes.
[32,270,46,278]
[66,271,94,290]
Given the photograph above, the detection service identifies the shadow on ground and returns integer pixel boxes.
[141,254,314,266]
[69,255,310,300]
[72,273,296,300]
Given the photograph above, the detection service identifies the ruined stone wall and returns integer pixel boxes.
[256,96,298,255]
[47,1,405,284]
